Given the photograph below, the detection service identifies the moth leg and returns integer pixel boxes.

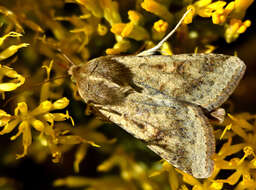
[210,108,226,123]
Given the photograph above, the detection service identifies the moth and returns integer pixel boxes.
[67,10,246,178]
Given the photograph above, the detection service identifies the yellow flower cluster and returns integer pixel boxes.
[225,19,251,43]
[0,32,28,98]
[0,98,71,158]
[54,147,164,190]
[0,0,254,189]
[0,97,100,163]
[184,0,253,42]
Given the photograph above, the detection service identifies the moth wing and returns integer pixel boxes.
[112,54,246,111]
[99,93,215,178]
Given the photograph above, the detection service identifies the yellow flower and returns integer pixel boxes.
[128,10,143,25]
[40,59,66,102]
[75,0,103,18]
[97,24,108,36]
[185,0,253,26]
[184,0,213,23]
[0,32,22,46]
[210,113,256,187]
[111,23,126,35]
[121,23,149,41]
[141,0,174,23]
[0,109,12,127]
[0,7,23,32]
[0,31,29,62]
[0,31,28,98]
[219,124,232,139]
[149,161,180,189]
[97,147,155,189]
[99,0,121,26]
[212,2,235,24]
[53,98,70,110]
[0,98,73,159]
[41,60,53,81]
[204,44,217,53]
[0,0,254,189]
[193,0,214,18]
[53,176,136,189]
[111,12,149,41]
[194,0,212,8]
[0,65,25,92]
[207,1,227,10]
[183,6,196,24]
[106,39,131,55]
[160,42,173,55]
[216,157,252,185]
[153,20,168,33]
[196,0,227,18]
[152,20,168,41]
[0,43,29,61]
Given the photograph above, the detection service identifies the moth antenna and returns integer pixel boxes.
[2,75,68,108]
[57,48,75,67]
[137,9,192,56]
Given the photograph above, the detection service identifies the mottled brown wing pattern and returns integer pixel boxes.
[99,92,215,178]
[69,57,135,105]
[69,53,245,178]
[112,54,246,111]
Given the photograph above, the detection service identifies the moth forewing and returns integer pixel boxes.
[111,54,246,111]
[69,52,245,179]
[66,8,246,179]
[99,92,215,178]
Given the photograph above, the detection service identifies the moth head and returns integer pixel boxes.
[58,49,83,83]
[68,65,80,83]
